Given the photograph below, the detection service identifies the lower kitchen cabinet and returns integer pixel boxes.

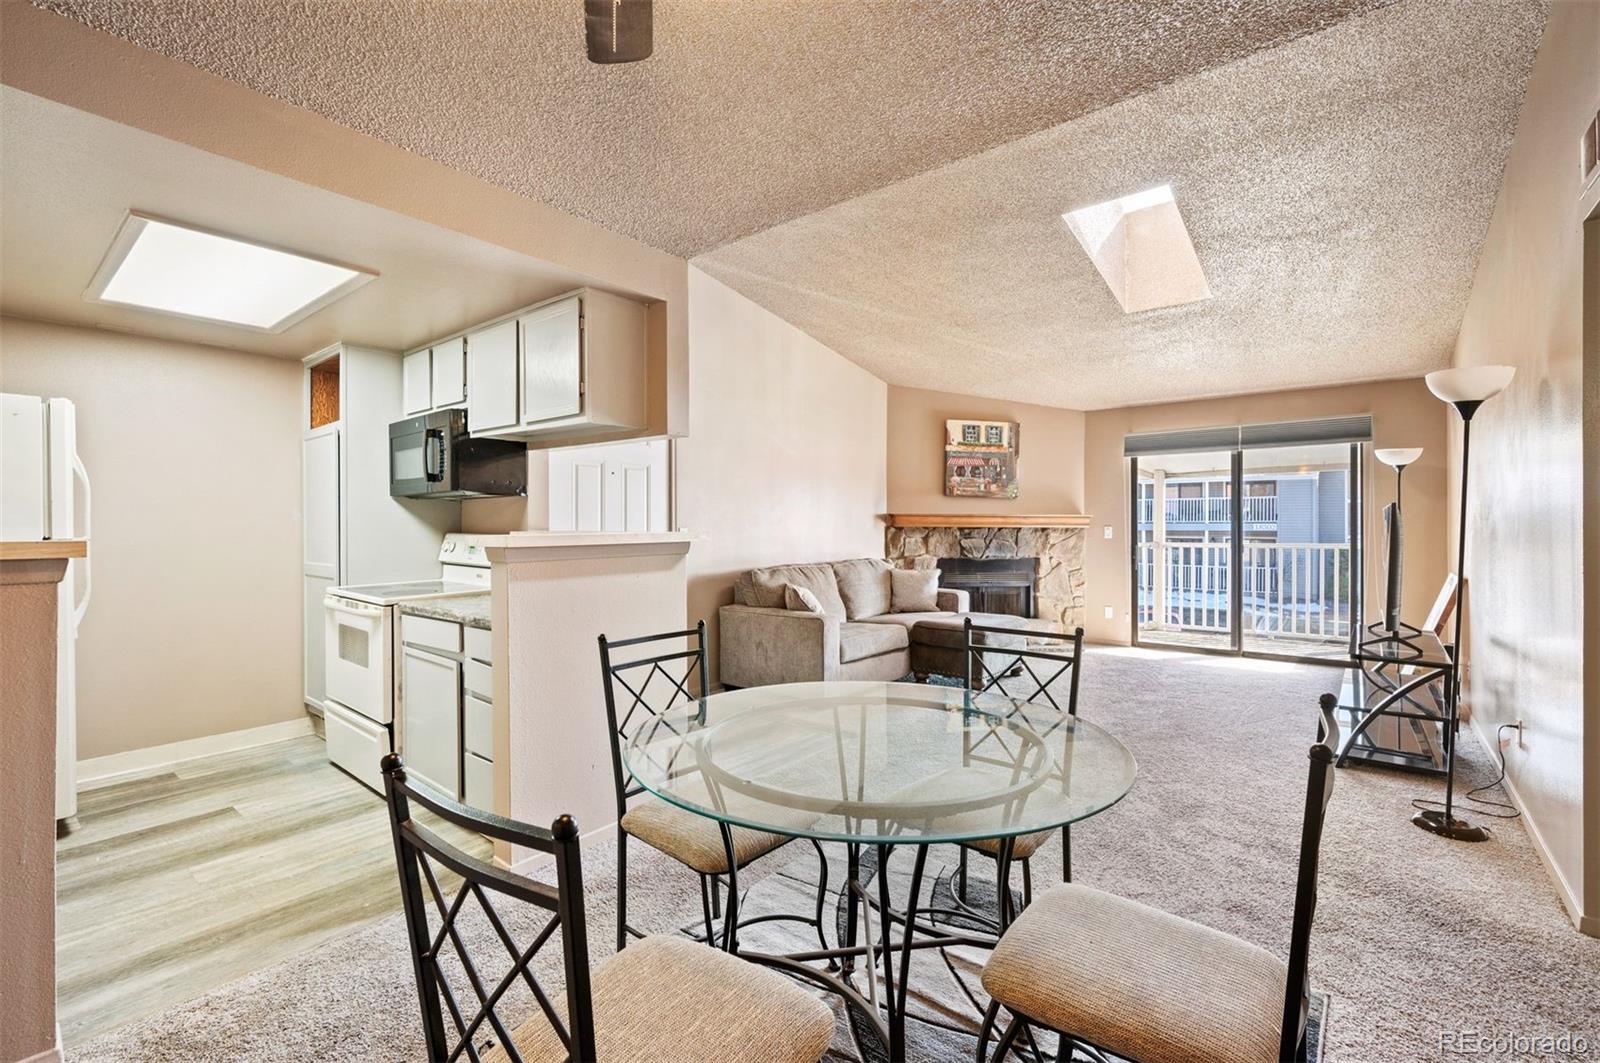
[464,752,493,810]
[401,643,461,797]
[398,612,495,808]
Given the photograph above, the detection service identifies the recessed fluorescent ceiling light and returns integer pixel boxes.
[86,212,376,333]
[1062,185,1211,314]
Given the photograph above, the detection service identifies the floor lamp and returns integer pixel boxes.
[1374,448,1423,515]
[1417,364,1515,842]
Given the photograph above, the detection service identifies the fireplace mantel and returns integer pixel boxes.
[887,514,1090,528]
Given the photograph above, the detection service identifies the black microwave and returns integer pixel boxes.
[389,409,527,500]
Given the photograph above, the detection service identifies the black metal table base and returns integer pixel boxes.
[732,839,1016,1062]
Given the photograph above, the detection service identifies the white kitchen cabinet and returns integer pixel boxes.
[521,296,583,425]
[402,349,431,415]
[464,751,493,810]
[430,337,466,408]
[416,287,648,443]
[466,318,519,434]
[401,644,461,798]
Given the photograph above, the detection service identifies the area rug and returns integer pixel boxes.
[73,648,1600,1061]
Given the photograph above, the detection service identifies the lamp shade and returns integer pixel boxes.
[1425,365,1515,405]
[1374,447,1424,469]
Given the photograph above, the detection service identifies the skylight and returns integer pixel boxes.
[1062,186,1211,314]
[86,213,376,332]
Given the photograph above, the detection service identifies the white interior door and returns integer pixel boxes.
[547,438,668,532]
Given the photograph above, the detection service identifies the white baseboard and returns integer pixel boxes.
[78,716,316,789]
[1464,714,1593,936]
[505,818,618,877]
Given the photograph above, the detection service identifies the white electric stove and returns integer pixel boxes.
[322,535,491,791]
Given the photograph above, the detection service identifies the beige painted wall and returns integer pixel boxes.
[1449,0,1598,931]
[678,268,888,685]
[886,385,1086,515]
[0,317,303,759]
[1081,378,1449,647]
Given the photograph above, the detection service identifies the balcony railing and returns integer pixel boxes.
[1136,496,1278,525]
[1135,541,1352,640]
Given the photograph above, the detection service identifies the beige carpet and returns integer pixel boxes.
[72,648,1599,1061]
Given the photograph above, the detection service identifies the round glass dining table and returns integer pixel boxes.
[621,680,1137,1059]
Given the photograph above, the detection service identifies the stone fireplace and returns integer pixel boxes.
[885,516,1088,632]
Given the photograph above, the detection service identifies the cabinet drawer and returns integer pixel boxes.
[464,625,493,664]
[464,658,493,700]
[325,702,391,795]
[464,752,493,811]
[401,614,461,654]
[464,692,493,759]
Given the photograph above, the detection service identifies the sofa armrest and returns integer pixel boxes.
[936,588,971,613]
[718,604,840,687]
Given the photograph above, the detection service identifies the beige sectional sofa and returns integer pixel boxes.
[719,558,972,688]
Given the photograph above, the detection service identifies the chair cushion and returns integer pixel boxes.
[982,884,1288,1063]
[833,558,893,619]
[890,567,941,612]
[963,828,1053,860]
[483,936,835,1063]
[910,614,1031,650]
[840,620,909,663]
[622,793,791,874]
[738,563,847,619]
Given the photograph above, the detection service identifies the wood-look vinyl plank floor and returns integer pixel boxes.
[56,733,490,1046]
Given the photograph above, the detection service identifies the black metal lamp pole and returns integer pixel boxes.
[1412,399,1489,842]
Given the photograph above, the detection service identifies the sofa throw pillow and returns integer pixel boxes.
[890,568,941,613]
[833,558,893,619]
[784,584,825,615]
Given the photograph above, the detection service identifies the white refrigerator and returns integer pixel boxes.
[1,393,91,820]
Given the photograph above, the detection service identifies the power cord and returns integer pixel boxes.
[1410,722,1523,822]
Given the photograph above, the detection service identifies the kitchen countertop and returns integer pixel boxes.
[398,593,491,630]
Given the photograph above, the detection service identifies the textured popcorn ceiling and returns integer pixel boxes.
[696,0,1546,409]
[34,0,1393,257]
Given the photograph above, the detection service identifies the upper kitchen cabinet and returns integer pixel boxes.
[465,318,519,434]
[401,337,467,415]
[465,288,649,443]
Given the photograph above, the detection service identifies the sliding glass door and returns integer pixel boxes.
[1240,443,1357,659]
[1129,421,1365,663]
[1133,448,1239,652]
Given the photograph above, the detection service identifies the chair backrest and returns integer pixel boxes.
[382,754,596,1063]
[1279,694,1341,1062]
[597,622,708,821]
[964,618,1086,716]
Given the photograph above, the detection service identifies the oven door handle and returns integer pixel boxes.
[424,428,446,483]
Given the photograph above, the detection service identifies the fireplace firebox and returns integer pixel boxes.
[936,557,1037,618]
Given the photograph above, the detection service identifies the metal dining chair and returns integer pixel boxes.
[956,619,1086,920]
[381,754,835,1063]
[975,695,1341,1063]
[598,622,830,955]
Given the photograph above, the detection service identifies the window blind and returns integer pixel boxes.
[1124,415,1372,456]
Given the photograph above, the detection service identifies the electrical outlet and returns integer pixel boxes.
[1103,525,1114,540]
[1103,605,1114,619]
